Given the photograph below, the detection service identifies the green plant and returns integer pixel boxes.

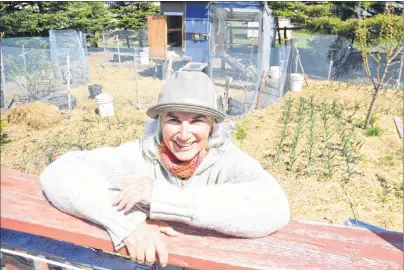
[321,102,336,179]
[0,120,12,148]
[234,121,247,143]
[321,102,334,153]
[289,97,306,170]
[7,49,58,102]
[369,113,378,127]
[274,96,293,163]
[366,127,381,136]
[384,155,393,161]
[342,135,355,179]
[307,95,316,172]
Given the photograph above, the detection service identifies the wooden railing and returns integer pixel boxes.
[1,168,403,269]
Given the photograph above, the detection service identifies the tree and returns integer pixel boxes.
[0,2,70,37]
[0,2,158,47]
[267,1,403,44]
[64,2,113,47]
[108,2,159,30]
[356,4,404,129]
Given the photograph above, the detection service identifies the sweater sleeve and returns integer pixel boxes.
[149,149,291,238]
[40,141,149,250]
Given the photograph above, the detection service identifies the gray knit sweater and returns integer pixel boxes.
[40,124,290,250]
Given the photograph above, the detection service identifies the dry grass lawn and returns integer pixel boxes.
[1,53,402,232]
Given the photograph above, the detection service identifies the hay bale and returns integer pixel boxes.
[5,102,63,130]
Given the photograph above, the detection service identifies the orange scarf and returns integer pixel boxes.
[160,144,206,179]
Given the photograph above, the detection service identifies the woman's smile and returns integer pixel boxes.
[174,141,195,151]
[161,112,212,161]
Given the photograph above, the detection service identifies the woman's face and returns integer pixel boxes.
[161,111,212,161]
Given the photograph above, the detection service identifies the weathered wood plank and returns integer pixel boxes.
[394,115,403,138]
[1,168,403,269]
[147,15,167,60]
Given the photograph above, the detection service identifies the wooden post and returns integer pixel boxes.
[78,31,87,85]
[396,52,403,89]
[256,3,270,91]
[255,70,267,109]
[21,45,27,70]
[102,32,107,66]
[327,51,334,81]
[0,43,5,108]
[294,45,308,86]
[126,36,131,48]
[229,24,233,49]
[276,17,281,45]
[393,116,403,138]
[285,38,296,94]
[224,76,232,113]
[115,35,121,68]
[134,49,141,110]
[283,26,287,44]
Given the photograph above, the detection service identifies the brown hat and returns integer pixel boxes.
[146,71,226,123]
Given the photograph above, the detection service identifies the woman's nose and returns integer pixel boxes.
[178,122,190,140]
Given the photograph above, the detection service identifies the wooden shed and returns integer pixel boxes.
[148,1,270,68]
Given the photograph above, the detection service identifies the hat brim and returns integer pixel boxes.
[147,103,226,123]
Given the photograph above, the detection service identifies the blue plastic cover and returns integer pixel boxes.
[185,33,209,63]
[184,2,209,34]
[184,19,208,34]
[185,2,209,19]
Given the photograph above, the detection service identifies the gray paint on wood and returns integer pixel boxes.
[160,2,185,14]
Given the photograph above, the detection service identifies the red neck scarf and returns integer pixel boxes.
[159,144,206,179]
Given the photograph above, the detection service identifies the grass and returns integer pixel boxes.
[366,127,381,137]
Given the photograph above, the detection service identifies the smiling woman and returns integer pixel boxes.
[40,71,291,269]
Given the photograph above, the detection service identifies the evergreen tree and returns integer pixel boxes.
[109,2,159,30]
[268,1,403,44]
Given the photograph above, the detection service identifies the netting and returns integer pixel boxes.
[49,30,90,86]
[1,30,89,107]
[96,30,149,69]
[295,34,403,87]
[209,4,292,116]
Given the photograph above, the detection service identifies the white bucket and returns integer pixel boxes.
[290,73,304,92]
[269,66,281,80]
[140,47,149,65]
[95,93,114,117]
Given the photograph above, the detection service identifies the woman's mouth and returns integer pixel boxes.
[174,141,194,150]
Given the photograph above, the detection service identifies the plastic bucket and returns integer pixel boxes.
[95,93,114,117]
[290,73,304,92]
[140,47,149,65]
[270,66,281,80]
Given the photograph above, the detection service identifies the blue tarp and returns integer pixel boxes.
[184,2,210,62]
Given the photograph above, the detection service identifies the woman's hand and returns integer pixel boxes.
[112,176,154,213]
[124,219,180,267]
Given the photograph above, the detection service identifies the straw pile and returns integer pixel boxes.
[4,102,63,130]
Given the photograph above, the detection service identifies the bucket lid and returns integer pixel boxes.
[95,93,113,102]
[290,73,303,78]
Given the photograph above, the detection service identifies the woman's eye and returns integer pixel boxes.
[168,118,180,123]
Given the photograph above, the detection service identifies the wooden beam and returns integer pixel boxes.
[1,168,403,269]
[393,116,403,138]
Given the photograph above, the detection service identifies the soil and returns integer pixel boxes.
[1,53,403,232]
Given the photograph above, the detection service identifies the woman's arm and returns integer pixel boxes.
[40,141,149,250]
[149,150,291,238]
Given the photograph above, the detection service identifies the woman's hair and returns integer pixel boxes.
[140,115,234,161]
